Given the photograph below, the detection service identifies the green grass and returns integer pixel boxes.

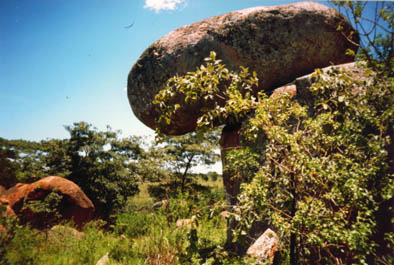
[1,176,240,265]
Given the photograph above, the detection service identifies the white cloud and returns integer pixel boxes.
[144,0,186,13]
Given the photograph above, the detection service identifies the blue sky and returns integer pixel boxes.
[5,0,381,143]
[1,0,318,141]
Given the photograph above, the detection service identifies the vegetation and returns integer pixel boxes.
[0,1,393,264]
[147,131,219,199]
[1,180,228,265]
[0,138,45,188]
[151,1,393,264]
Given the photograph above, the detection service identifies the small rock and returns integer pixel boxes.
[219,210,229,218]
[247,228,279,264]
[95,252,109,265]
[271,84,297,99]
[175,218,193,228]
[48,225,84,240]
[152,199,169,210]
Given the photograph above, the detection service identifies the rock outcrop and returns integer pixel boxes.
[128,1,358,135]
[127,2,359,249]
[0,176,94,229]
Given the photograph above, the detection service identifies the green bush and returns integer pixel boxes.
[153,49,393,264]
[231,63,393,264]
[3,224,43,265]
[113,212,153,238]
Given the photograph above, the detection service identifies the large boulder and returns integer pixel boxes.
[128,1,358,135]
[0,176,94,229]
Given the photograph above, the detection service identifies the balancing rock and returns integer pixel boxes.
[127,1,358,135]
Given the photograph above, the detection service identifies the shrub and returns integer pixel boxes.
[233,64,393,264]
[113,213,153,238]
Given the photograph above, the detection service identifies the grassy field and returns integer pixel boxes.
[1,177,246,265]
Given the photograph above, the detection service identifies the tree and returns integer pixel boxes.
[0,138,45,188]
[144,131,219,199]
[332,1,394,76]
[132,137,171,183]
[159,131,220,193]
[0,137,18,189]
[42,122,141,219]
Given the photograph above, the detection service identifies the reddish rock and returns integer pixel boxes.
[0,224,6,234]
[0,176,94,229]
[0,185,5,196]
[271,84,297,99]
[175,218,193,228]
[127,1,358,135]
[219,210,229,218]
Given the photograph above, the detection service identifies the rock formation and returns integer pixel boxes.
[128,1,358,135]
[0,176,94,229]
[127,1,359,250]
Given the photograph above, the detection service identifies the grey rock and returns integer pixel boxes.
[152,199,169,210]
[48,225,84,241]
[272,61,369,104]
[247,228,279,264]
[127,1,358,135]
[95,252,109,265]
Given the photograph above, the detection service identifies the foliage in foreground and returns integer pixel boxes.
[154,52,393,264]
[151,2,393,263]
[0,184,248,265]
[234,65,393,264]
[152,7,393,265]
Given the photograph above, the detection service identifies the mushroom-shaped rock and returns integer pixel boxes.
[0,176,94,229]
[128,1,358,135]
